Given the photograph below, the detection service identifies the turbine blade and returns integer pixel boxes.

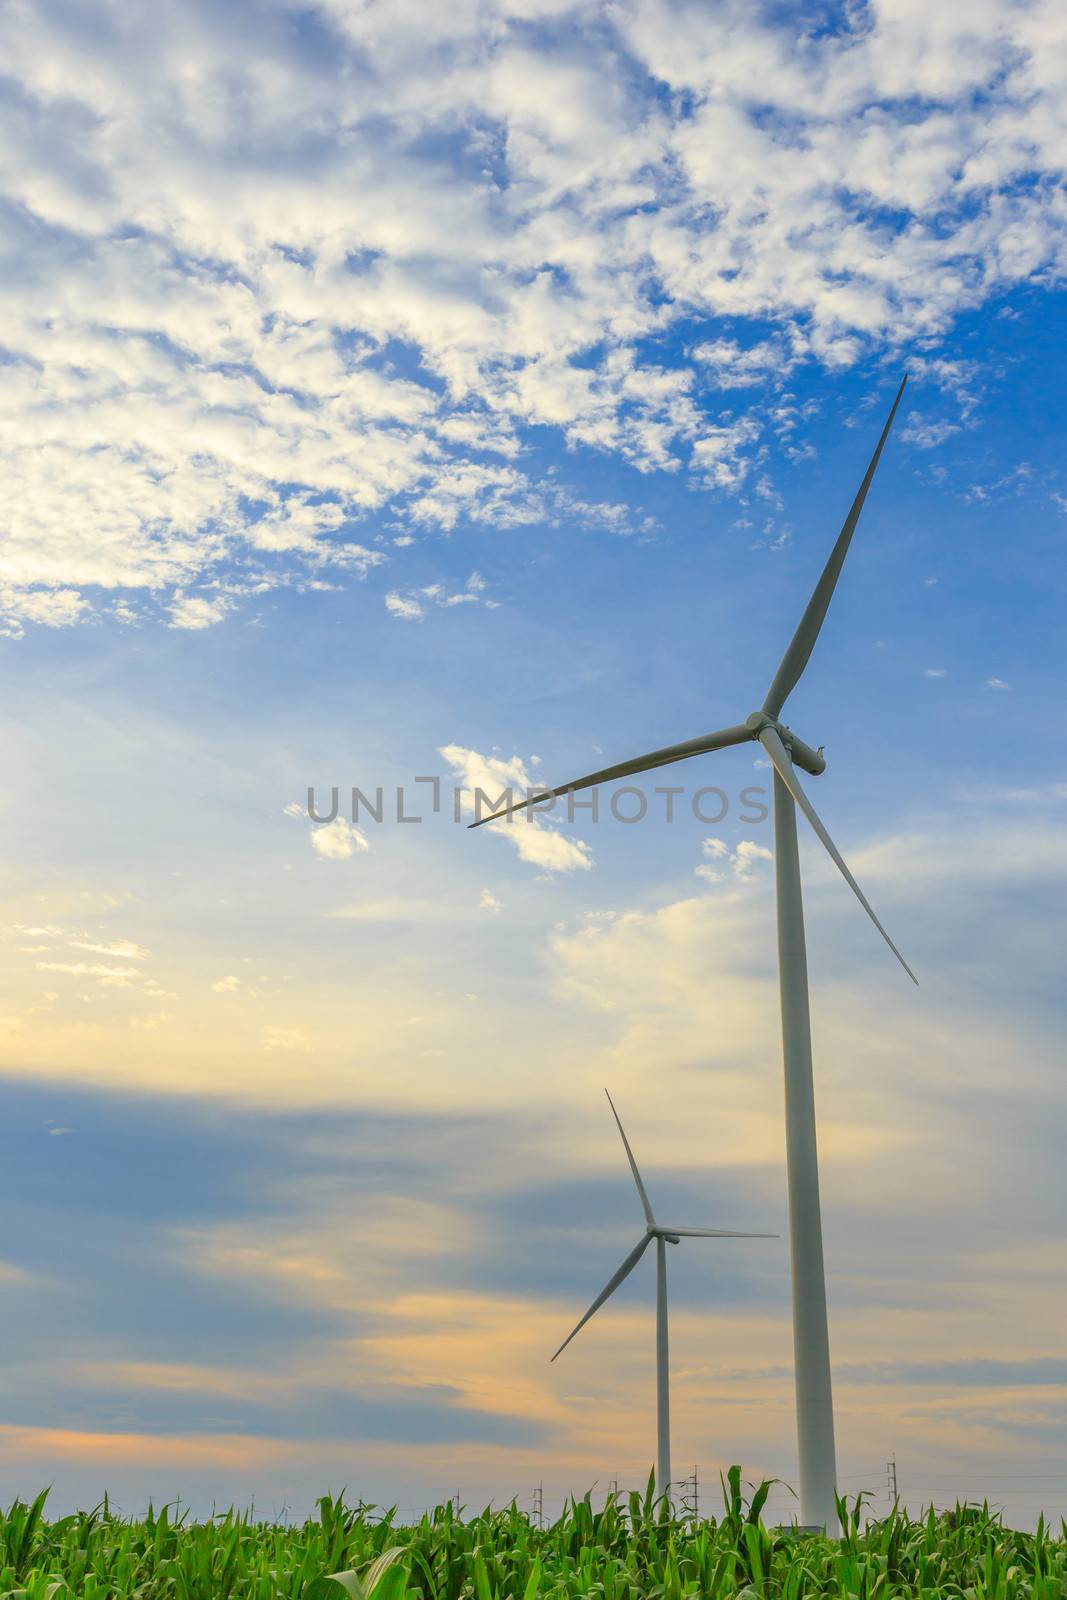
[762,376,908,719]
[760,727,917,985]
[550,1235,652,1362]
[659,1227,778,1238]
[467,725,753,828]
[605,1089,655,1225]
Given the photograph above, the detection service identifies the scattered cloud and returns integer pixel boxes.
[901,416,961,450]
[0,588,88,637]
[385,592,426,622]
[68,939,149,961]
[964,463,1035,504]
[690,416,762,490]
[692,336,798,388]
[309,817,369,861]
[386,572,492,622]
[36,962,142,986]
[901,357,985,448]
[439,745,593,874]
[3,1,1066,635]
[696,837,773,884]
[168,594,232,632]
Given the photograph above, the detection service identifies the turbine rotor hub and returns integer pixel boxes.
[745,712,826,777]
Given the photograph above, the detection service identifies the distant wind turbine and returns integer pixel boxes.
[551,1090,775,1504]
[474,377,915,1529]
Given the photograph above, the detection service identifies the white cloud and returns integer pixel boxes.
[508,824,595,874]
[924,667,949,678]
[696,836,772,883]
[68,938,149,960]
[421,572,487,608]
[0,587,88,636]
[986,677,1010,690]
[439,743,594,873]
[734,839,774,877]
[691,336,798,387]
[35,961,142,986]
[690,416,763,489]
[167,593,232,631]
[2,0,1065,633]
[385,592,425,622]
[386,572,492,621]
[901,416,961,450]
[309,817,369,861]
[212,975,242,993]
[479,888,502,912]
[964,463,1035,504]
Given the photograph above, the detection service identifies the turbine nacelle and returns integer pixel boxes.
[744,712,826,777]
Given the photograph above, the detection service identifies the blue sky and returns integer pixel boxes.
[1,0,1066,1529]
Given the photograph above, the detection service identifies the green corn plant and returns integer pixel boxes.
[2,1473,1067,1599]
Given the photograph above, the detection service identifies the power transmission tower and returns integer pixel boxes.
[533,1482,544,1529]
[886,1459,898,1506]
[679,1466,699,1520]
[609,1477,619,1501]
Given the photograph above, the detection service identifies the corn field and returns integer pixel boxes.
[2,1468,1065,1600]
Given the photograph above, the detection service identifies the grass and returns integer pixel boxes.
[2,1468,1065,1600]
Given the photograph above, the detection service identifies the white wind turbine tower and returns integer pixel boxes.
[551,1090,775,1505]
[473,377,915,1529]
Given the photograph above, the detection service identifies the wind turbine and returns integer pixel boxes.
[473,377,915,1529]
[551,1090,775,1504]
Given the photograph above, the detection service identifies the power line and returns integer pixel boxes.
[905,1475,1067,1483]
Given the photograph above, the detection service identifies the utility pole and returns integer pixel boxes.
[681,1465,703,1516]
[886,1459,898,1506]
